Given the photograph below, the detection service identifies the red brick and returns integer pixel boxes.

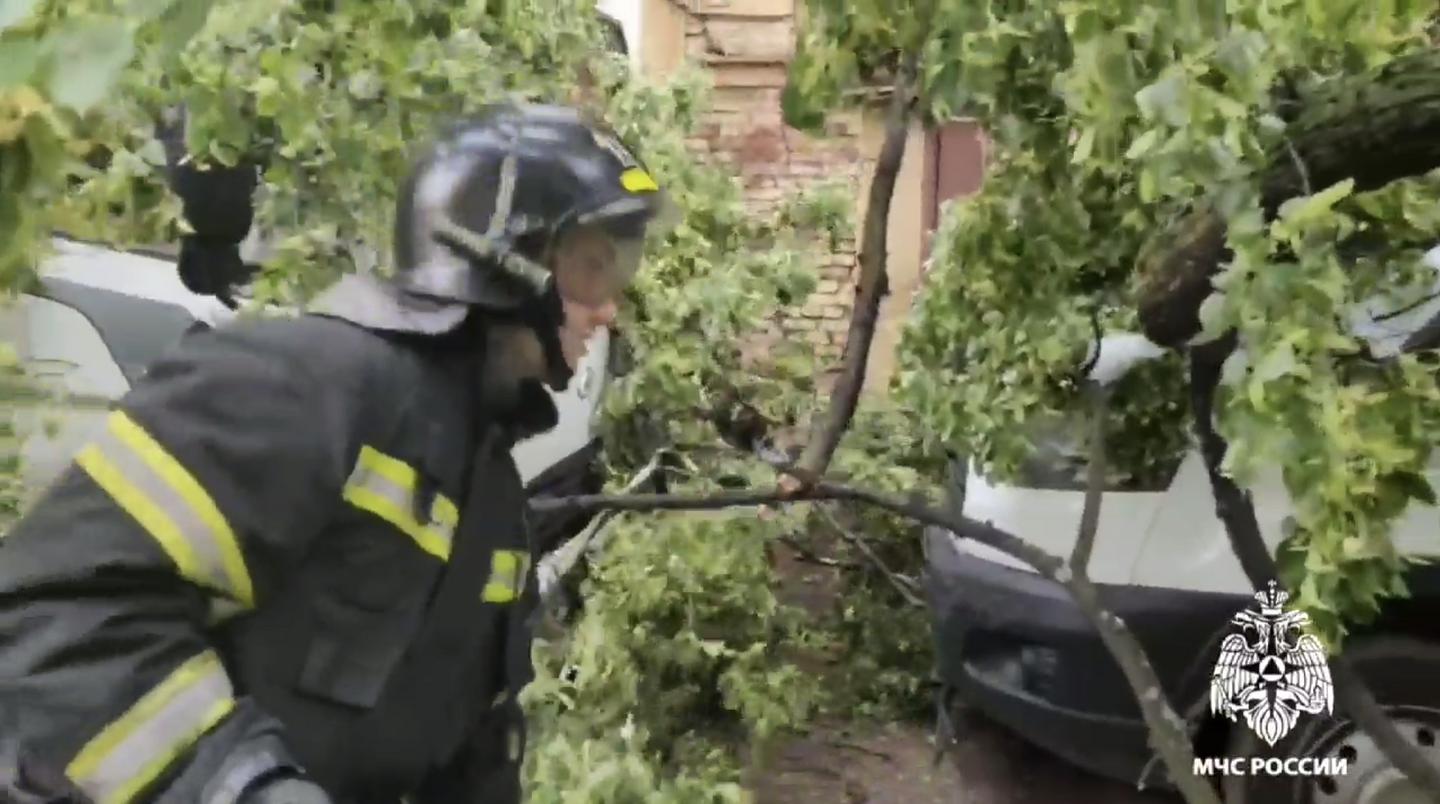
[736,126,786,163]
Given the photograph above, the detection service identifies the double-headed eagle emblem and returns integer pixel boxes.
[1209,581,1334,746]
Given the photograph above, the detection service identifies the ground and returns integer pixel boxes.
[748,712,1179,804]
[750,542,1183,803]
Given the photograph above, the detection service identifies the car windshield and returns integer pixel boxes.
[1009,409,1188,493]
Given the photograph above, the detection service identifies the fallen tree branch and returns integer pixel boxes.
[530,481,1062,571]
[817,505,924,608]
[534,466,1218,801]
[1137,49,1440,346]
[1065,384,1220,804]
[536,449,669,610]
[788,52,919,488]
[1189,338,1440,802]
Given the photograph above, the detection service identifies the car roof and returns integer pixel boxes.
[42,238,234,325]
[32,238,235,384]
[34,277,202,386]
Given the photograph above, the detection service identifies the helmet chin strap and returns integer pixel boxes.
[524,279,574,392]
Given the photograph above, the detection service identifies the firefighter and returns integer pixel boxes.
[0,103,672,804]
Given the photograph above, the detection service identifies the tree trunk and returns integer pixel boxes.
[1137,48,1440,347]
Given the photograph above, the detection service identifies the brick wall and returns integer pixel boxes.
[675,6,874,368]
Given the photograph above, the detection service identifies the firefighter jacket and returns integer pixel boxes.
[0,311,543,804]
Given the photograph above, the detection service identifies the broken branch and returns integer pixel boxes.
[1137,49,1440,346]
[789,52,919,488]
[534,467,1219,800]
[817,505,924,608]
[1065,381,1219,804]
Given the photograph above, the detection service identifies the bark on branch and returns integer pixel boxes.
[788,53,918,488]
[1067,385,1220,804]
[1189,338,1440,802]
[530,481,1065,574]
[1137,49,1440,346]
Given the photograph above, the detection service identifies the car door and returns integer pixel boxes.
[0,292,133,509]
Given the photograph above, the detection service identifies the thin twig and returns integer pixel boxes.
[536,449,668,609]
[1069,383,1108,573]
[778,535,858,569]
[531,480,1067,578]
[827,740,893,761]
[817,505,925,608]
[1284,135,1313,196]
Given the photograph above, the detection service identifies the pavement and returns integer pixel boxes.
[748,711,1180,804]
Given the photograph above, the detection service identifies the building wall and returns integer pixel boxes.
[636,0,980,393]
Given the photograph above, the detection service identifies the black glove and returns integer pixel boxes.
[236,776,332,804]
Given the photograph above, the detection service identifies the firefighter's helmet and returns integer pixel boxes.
[392,103,674,312]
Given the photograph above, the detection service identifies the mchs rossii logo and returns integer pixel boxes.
[1193,581,1347,778]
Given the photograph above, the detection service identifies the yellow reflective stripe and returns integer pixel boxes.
[482,549,531,604]
[76,411,255,609]
[431,494,459,528]
[107,413,251,606]
[342,445,457,561]
[67,651,236,804]
[76,445,202,582]
[355,443,418,490]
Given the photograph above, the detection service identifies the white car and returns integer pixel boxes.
[1,236,617,551]
[926,249,1440,804]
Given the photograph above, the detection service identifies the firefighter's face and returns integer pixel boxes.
[551,225,632,370]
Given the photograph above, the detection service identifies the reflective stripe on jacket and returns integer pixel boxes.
[0,312,536,804]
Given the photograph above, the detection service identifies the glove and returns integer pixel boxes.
[237,776,333,804]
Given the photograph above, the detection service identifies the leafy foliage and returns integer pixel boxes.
[2,0,888,797]
[523,511,819,802]
[786,0,1440,646]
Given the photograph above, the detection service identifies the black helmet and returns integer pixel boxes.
[392,102,673,311]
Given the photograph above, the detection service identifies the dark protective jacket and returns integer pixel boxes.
[0,309,541,804]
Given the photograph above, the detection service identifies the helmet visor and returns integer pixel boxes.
[551,224,646,308]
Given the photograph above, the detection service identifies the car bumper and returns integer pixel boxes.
[923,525,1247,787]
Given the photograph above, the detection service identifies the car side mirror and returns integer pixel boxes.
[1081,331,1167,386]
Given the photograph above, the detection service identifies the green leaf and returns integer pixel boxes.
[1071,127,1096,164]
[1276,178,1356,226]
[158,0,214,56]
[1135,72,1188,127]
[42,18,136,114]
[0,0,40,33]
[1125,128,1160,160]
[1253,342,1298,382]
[0,38,39,88]
[125,0,180,23]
